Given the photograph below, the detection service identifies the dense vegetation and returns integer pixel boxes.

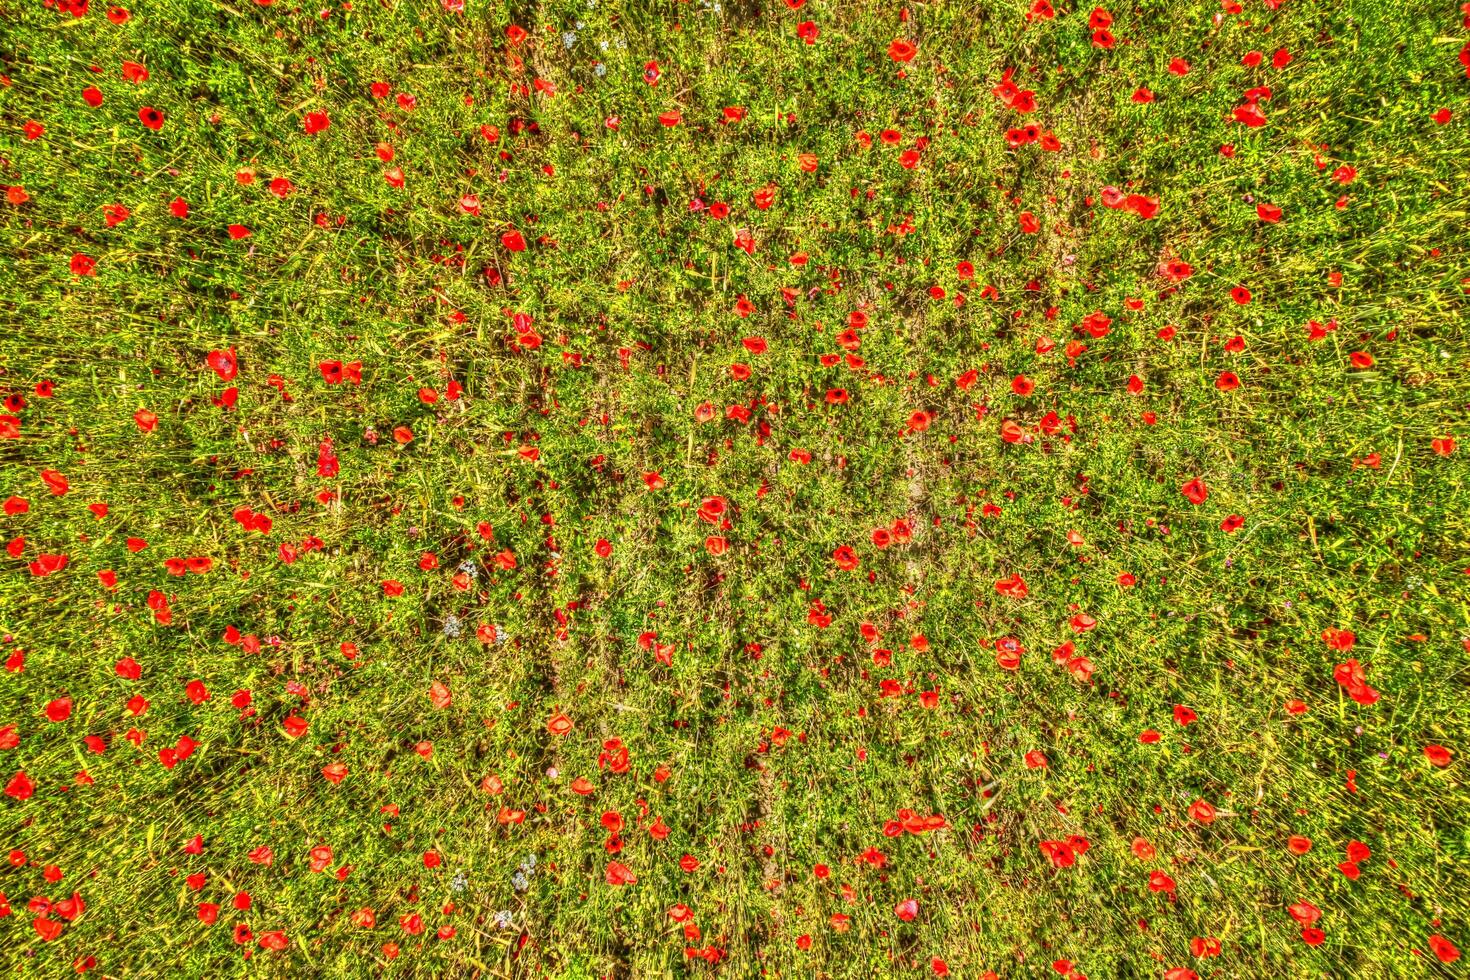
[2,0,1468,975]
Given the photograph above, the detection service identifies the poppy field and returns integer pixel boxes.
[3,0,1470,975]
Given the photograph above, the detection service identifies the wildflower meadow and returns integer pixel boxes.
[1,0,1469,975]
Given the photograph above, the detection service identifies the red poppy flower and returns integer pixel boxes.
[1148,870,1176,892]
[5,771,35,800]
[995,573,1028,598]
[1233,103,1267,127]
[1425,744,1452,767]
[995,636,1024,670]
[1288,901,1321,926]
[605,861,637,885]
[1430,935,1461,963]
[206,348,238,380]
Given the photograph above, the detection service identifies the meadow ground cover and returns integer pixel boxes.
[2,0,1470,975]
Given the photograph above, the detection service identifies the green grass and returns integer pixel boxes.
[2,0,1469,975]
